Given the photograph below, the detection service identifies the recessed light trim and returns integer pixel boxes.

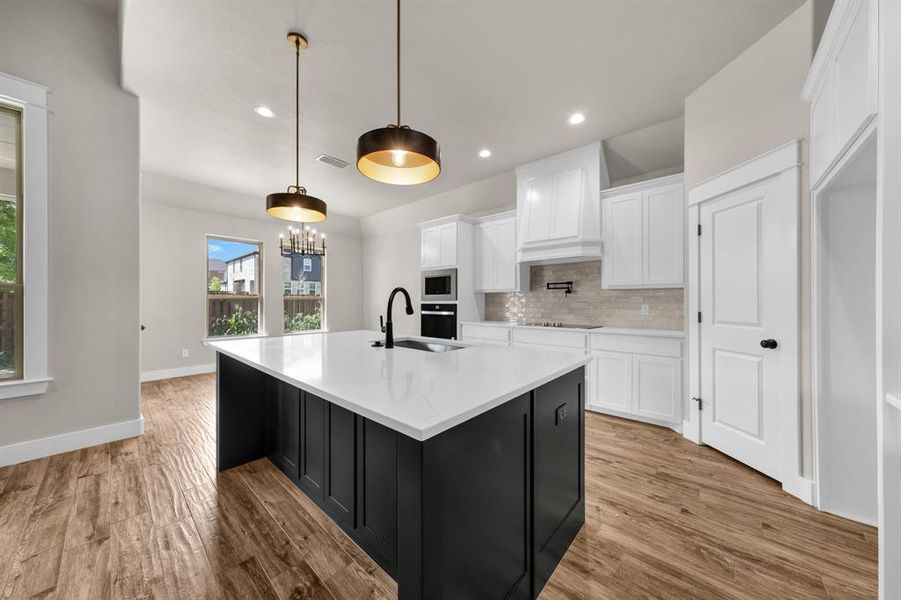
[568,112,586,125]
[254,105,275,118]
[478,148,492,158]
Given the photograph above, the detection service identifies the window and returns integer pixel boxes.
[0,106,22,380]
[283,254,324,332]
[206,236,262,337]
[0,73,50,399]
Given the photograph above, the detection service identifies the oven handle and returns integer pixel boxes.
[421,310,455,316]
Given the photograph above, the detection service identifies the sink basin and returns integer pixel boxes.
[392,338,462,353]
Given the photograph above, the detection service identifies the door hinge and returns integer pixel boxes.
[697,311,702,323]
[692,397,702,411]
[697,224,702,236]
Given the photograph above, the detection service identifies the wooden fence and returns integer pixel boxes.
[207,294,322,331]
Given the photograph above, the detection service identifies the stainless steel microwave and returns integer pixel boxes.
[421,268,457,301]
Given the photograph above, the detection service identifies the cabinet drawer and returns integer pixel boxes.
[589,333,681,358]
[461,324,511,344]
[512,327,587,350]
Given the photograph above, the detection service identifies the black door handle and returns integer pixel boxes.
[760,338,778,349]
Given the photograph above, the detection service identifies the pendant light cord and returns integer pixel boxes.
[396,0,401,126]
[295,38,301,188]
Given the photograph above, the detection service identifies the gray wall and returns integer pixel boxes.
[0,0,141,444]
[140,173,363,375]
[684,0,817,474]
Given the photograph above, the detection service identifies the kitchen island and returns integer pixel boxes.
[206,330,589,600]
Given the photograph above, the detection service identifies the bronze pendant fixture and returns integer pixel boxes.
[267,32,327,222]
[356,0,440,185]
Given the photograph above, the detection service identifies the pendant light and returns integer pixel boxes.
[267,32,327,222]
[356,0,440,185]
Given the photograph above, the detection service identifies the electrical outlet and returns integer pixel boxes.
[181,349,189,358]
[640,304,650,316]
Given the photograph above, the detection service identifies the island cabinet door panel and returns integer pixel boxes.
[324,404,356,530]
[270,381,300,480]
[418,393,532,600]
[216,353,269,471]
[299,392,326,501]
[532,367,585,597]
[355,418,398,575]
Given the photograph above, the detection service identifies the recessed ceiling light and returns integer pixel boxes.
[568,112,586,125]
[478,148,492,158]
[254,105,275,118]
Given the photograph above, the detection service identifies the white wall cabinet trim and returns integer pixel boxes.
[803,0,878,189]
[419,214,474,270]
[601,174,684,289]
[474,211,528,292]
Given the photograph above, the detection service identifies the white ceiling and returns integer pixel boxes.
[122,0,803,219]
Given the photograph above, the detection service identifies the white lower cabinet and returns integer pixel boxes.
[631,354,681,423]
[588,333,683,429]
[590,350,632,412]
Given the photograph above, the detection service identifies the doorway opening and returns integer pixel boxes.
[813,132,878,526]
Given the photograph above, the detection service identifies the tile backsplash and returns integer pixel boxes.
[484,261,684,330]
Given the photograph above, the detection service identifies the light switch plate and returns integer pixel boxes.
[181,349,190,358]
[640,304,650,316]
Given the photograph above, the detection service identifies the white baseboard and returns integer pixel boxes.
[587,404,681,433]
[141,363,215,382]
[782,475,816,506]
[0,416,145,467]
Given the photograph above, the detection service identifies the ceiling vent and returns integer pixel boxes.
[316,154,350,169]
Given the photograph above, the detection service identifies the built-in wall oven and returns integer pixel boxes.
[421,304,457,340]
[421,268,457,302]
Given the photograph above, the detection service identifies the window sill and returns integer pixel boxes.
[0,377,52,400]
[283,328,329,336]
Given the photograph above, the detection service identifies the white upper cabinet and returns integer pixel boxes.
[420,216,470,269]
[601,174,684,289]
[475,211,528,292]
[515,142,608,264]
[803,0,877,186]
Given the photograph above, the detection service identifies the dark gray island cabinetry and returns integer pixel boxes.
[210,331,588,599]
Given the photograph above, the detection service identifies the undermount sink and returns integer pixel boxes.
[392,338,462,353]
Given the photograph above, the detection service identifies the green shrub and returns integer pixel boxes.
[210,307,258,336]
[284,307,321,332]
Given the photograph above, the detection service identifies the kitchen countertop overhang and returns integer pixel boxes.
[205,330,590,441]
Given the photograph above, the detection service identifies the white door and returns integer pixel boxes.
[603,194,643,287]
[643,185,683,286]
[494,218,516,290]
[590,350,632,412]
[699,175,797,481]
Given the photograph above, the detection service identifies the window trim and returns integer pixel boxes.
[0,73,50,399]
[205,234,264,339]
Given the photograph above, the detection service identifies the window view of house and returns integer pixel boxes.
[0,106,22,380]
[283,253,324,332]
[207,237,261,337]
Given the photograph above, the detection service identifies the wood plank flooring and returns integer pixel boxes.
[0,373,877,599]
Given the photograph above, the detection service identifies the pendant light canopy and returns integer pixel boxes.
[356,0,440,185]
[267,32,327,222]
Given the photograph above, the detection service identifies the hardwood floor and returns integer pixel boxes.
[0,373,877,599]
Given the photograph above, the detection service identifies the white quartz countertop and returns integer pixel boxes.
[461,321,685,338]
[205,330,590,441]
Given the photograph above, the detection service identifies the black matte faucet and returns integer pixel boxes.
[381,287,414,349]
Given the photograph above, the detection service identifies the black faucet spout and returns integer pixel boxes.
[384,287,414,349]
